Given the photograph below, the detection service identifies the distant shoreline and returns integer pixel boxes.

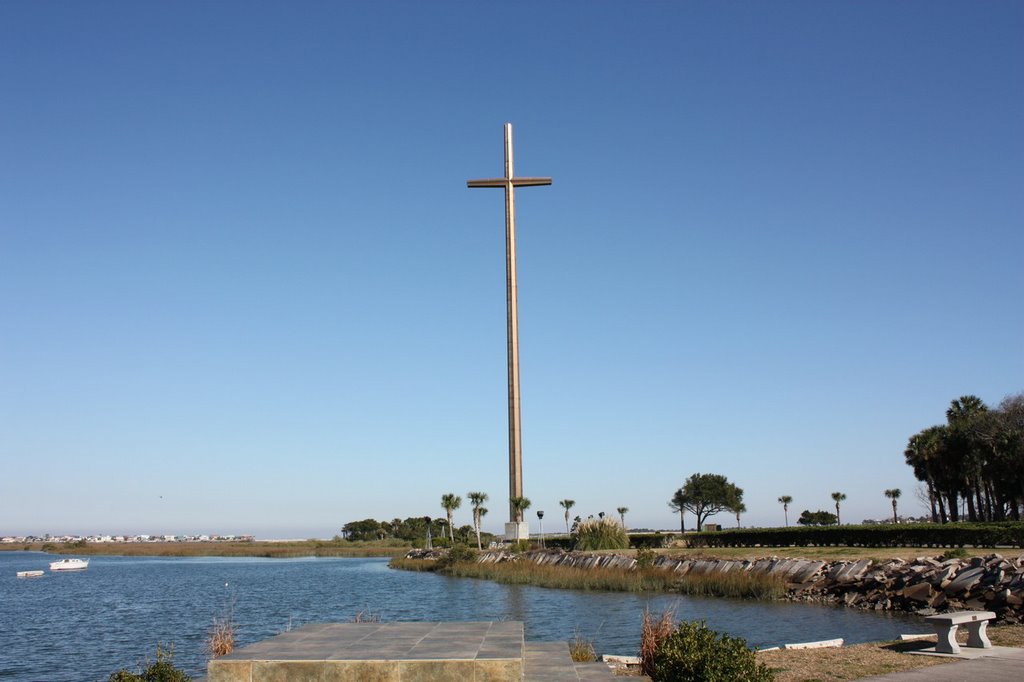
[0,540,409,558]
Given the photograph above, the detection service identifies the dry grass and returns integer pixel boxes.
[205,616,236,658]
[639,607,675,678]
[757,624,1024,682]
[348,610,382,623]
[569,630,597,662]
[393,557,786,598]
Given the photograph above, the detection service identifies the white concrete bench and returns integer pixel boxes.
[924,610,996,654]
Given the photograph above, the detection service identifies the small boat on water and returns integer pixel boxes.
[16,570,45,578]
[49,558,89,571]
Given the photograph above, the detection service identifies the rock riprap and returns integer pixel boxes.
[403,549,1024,622]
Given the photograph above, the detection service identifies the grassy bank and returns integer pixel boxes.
[388,557,786,599]
[4,540,410,558]
[758,624,1024,682]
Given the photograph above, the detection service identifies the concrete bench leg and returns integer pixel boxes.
[964,620,991,649]
[933,624,960,654]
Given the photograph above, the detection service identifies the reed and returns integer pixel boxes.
[417,559,786,599]
[568,630,597,662]
[639,606,676,678]
[205,616,236,658]
[387,557,441,572]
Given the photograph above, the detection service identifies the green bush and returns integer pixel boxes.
[635,547,657,569]
[630,532,667,549]
[574,517,629,551]
[108,646,191,682]
[437,544,477,568]
[648,620,774,682]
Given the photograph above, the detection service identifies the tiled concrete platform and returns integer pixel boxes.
[521,641,618,681]
[206,621,620,681]
[207,621,535,681]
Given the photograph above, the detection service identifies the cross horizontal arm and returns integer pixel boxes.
[467,177,553,188]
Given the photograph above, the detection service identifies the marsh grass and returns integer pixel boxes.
[388,557,441,572]
[408,559,786,598]
[568,630,597,662]
[18,540,410,559]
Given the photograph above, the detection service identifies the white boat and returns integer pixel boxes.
[49,558,89,571]
[16,570,45,578]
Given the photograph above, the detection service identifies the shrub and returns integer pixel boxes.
[630,532,667,549]
[647,620,774,682]
[437,544,477,568]
[574,517,629,551]
[941,547,968,560]
[510,539,530,553]
[108,645,192,682]
[635,547,657,569]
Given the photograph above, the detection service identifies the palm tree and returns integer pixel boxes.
[885,488,901,524]
[441,493,461,544]
[467,491,489,550]
[509,496,531,542]
[478,507,488,545]
[668,488,689,533]
[831,492,847,525]
[778,495,793,527]
[559,499,575,534]
[536,510,545,548]
[617,506,629,529]
[731,501,747,528]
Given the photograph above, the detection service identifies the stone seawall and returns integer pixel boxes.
[405,548,1024,622]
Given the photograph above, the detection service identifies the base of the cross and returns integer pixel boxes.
[504,522,530,543]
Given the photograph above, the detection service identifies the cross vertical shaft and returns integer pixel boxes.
[467,123,551,524]
[503,124,523,524]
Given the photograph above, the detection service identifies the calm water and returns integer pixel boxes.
[0,552,921,681]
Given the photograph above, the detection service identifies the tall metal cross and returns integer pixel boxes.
[467,123,551,524]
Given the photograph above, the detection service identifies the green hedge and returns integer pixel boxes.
[630,533,670,549]
[685,522,1024,549]
[519,534,667,551]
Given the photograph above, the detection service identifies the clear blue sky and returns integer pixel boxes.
[2,2,1021,538]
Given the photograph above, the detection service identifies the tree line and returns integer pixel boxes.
[904,393,1024,523]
